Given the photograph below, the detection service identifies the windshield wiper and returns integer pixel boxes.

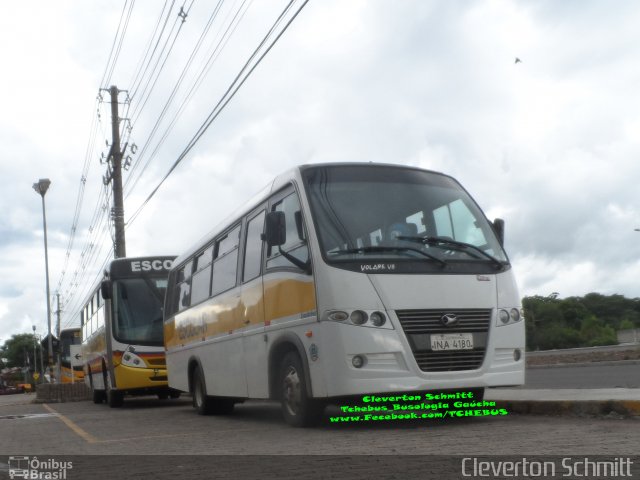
[396,235,504,269]
[328,245,447,267]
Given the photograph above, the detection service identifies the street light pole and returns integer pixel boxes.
[32,178,53,375]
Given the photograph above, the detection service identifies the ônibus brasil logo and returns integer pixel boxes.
[7,456,72,479]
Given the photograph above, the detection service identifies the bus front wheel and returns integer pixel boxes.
[104,372,123,408]
[278,352,324,427]
[89,375,104,404]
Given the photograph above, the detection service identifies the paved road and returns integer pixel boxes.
[1,396,638,456]
[1,385,639,478]
[526,362,640,389]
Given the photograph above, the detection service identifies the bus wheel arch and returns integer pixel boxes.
[89,367,104,404]
[277,351,323,427]
[103,361,123,408]
[187,357,201,397]
[268,334,312,401]
[189,359,233,415]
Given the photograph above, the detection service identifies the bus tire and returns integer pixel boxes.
[157,393,169,400]
[278,352,323,427]
[105,372,123,408]
[92,390,104,404]
[192,365,215,415]
[192,366,234,415]
[89,375,104,404]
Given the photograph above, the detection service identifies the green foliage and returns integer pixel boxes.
[523,293,640,350]
[0,333,38,369]
[619,319,635,330]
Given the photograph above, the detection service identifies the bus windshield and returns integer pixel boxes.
[303,165,508,269]
[113,277,168,346]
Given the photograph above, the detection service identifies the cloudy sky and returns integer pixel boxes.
[1,0,639,341]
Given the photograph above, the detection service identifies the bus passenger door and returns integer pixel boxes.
[240,208,268,398]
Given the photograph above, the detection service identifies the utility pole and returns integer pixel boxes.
[56,293,61,337]
[55,294,62,382]
[105,85,127,258]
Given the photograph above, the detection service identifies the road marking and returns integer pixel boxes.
[42,404,99,444]
[0,413,56,420]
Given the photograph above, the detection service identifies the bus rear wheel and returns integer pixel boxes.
[192,366,215,415]
[192,365,234,415]
[278,352,324,427]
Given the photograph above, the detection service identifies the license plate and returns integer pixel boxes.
[430,333,473,351]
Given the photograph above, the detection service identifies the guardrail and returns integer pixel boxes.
[527,344,640,357]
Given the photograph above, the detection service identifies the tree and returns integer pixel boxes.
[0,334,38,370]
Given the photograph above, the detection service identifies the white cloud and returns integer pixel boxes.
[2,0,640,339]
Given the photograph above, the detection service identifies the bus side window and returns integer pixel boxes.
[176,262,193,312]
[243,210,265,282]
[212,225,240,296]
[191,247,213,305]
[266,192,309,270]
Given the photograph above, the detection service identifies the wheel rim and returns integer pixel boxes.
[282,365,301,416]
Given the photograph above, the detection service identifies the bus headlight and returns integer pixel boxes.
[322,309,394,329]
[497,308,523,326]
[370,311,386,327]
[122,351,146,368]
[350,310,368,325]
[327,311,349,322]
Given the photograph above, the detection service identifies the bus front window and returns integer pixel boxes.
[113,278,167,346]
[303,165,508,271]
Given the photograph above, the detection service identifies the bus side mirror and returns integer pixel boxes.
[264,211,286,247]
[493,218,505,246]
[101,280,112,300]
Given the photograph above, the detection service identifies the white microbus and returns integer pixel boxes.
[164,163,524,426]
[82,256,178,407]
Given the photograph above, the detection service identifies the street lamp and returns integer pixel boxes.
[32,325,37,384]
[32,178,53,373]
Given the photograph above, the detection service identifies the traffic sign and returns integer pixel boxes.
[70,345,83,367]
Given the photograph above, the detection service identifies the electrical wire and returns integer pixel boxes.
[127,0,309,226]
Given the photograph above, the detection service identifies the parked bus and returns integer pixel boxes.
[59,328,84,383]
[164,163,525,426]
[82,256,178,407]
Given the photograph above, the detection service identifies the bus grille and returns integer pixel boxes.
[146,358,166,367]
[396,309,491,372]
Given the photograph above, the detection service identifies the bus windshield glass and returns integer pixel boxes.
[60,331,81,365]
[303,165,508,270]
[113,277,168,346]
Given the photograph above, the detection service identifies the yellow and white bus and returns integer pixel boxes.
[82,256,178,407]
[164,163,524,426]
[59,328,84,383]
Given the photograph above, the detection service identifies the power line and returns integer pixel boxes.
[124,0,230,196]
[128,0,309,226]
[99,0,135,89]
[128,0,172,95]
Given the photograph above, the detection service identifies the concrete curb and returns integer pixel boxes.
[495,400,640,418]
